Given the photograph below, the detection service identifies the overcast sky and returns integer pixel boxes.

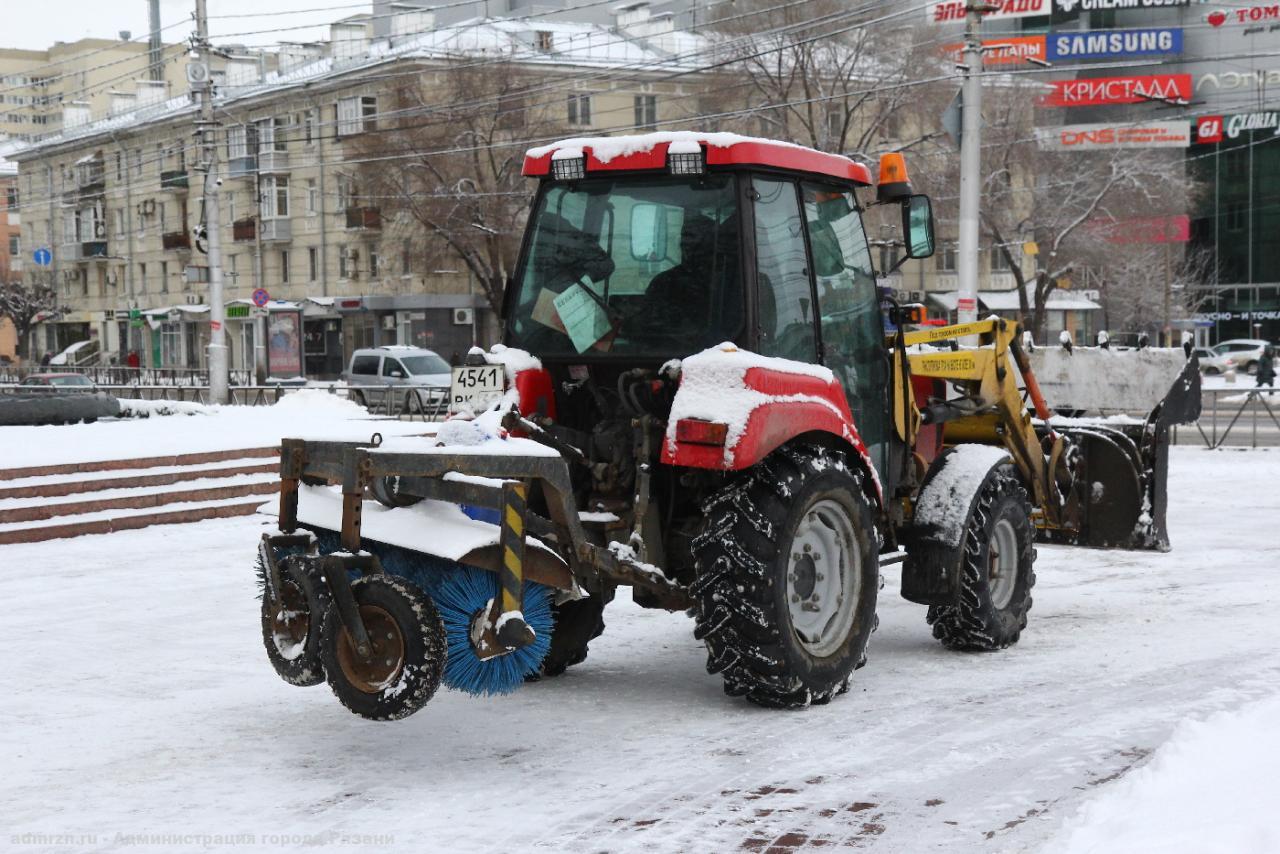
[5,0,348,52]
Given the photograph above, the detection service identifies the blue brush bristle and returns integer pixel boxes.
[338,537,553,697]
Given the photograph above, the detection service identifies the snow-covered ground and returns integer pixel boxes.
[1,391,433,469]
[2,446,1279,853]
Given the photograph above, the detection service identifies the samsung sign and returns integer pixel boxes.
[1047,28,1183,61]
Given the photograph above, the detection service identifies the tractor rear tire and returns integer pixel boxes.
[260,555,329,687]
[692,445,879,710]
[926,465,1036,651]
[320,574,446,720]
[539,588,613,678]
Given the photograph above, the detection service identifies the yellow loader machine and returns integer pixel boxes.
[255,133,1199,718]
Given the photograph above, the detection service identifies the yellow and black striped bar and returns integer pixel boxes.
[498,480,529,616]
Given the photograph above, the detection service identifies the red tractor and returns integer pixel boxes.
[256,133,1198,718]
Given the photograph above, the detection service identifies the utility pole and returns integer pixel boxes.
[193,0,228,403]
[957,2,987,333]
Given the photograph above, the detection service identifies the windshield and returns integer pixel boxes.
[508,175,743,357]
[401,354,450,376]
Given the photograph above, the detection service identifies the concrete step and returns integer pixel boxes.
[0,446,278,481]
[0,478,277,524]
[0,459,276,501]
[0,497,266,545]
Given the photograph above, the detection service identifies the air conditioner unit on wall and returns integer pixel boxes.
[452,307,474,325]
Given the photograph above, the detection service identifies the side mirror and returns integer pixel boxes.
[901,194,935,260]
[390,370,404,379]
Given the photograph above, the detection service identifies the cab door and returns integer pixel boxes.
[800,182,890,481]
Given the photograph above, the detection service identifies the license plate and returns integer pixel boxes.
[450,364,506,414]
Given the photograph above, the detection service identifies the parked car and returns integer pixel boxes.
[344,346,451,413]
[1211,339,1274,375]
[18,373,98,391]
[1192,347,1237,376]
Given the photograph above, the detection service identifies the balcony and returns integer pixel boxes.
[260,218,292,243]
[162,230,192,251]
[225,156,257,181]
[257,150,289,174]
[160,170,189,191]
[232,218,256,242]
[344,206,382,230]
[63,241,109,261]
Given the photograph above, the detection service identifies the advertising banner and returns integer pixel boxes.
[1036,120,1192,150]
[1090,215,1191,244]
[1046,28,1183,61]
[1195,112,1280,143]
[1055,0,1188,10]
[267,312,302,377]
[945,36,1046,65]
[929,0,1049,23]
[1040,73,1192,107]
[1206,4,1280,30]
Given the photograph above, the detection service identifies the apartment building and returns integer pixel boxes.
[12,12,707,378]
[1,146,18,360]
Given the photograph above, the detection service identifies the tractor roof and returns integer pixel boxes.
[523,131,873,185]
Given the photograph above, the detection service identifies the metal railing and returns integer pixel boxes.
[0,381,450,423]
[1175,387,1280,449]
[0,365,255,386]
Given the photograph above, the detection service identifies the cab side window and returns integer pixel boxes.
[753,177,816,363]
[382,358,405,378]
[802,182,888,476]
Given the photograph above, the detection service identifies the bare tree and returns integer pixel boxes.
[910,81,1196,339]
[0,281,62,361]
[347,61,565,313]
[709,0,944,154]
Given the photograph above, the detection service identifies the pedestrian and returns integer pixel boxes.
[40,351,52,367]
[126,350,140,370]
[1256,344,1276,395]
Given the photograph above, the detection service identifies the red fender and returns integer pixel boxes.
[663,363,881,502]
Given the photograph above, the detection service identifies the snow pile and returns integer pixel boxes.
[912,445,1011,546]
[115,399,211,418]
[270,389,366,417]
[526,131,819,163]
[483,344,542,379]
[665,342,842,461]
[1045,693,1280,854]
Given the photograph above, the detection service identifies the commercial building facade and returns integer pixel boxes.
[11,12,706,377]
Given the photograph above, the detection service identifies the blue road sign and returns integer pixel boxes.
[33,247,52,266]
[252,288,270,307]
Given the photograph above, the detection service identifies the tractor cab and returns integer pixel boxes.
[508,132,936,481]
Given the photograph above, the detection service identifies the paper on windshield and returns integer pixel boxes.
[553,278,613,353]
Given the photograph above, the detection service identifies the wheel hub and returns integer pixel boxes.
[792,554,818,600]
[988,518,1019,611]
[335,604,405,693]
[786,499,861,658]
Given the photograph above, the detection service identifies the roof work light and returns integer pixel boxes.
[877,152,912,203]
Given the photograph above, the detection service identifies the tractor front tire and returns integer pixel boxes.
[692,446,879,709]
[320,574,446,720]
[926,465,1036,651]
[260,555,329,687]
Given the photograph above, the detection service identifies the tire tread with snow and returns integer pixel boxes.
[259,555,330,687]
[320,574,446,721]
[925,465,1036,651]
[691,444,879,710]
